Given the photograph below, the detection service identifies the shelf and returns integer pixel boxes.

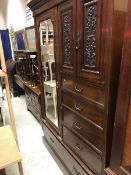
[0,126,21,169]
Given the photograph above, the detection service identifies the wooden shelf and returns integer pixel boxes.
[0,126,21,169]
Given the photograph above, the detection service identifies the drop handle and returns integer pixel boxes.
[74,104,83,112]
[74,85,83,93]
[74,122,83,130]
[75,144,83,151]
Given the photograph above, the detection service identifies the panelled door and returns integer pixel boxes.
[77,0,104,85]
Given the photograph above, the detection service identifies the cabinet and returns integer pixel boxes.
[25,86,41,122]
[14,50,42,122]
[28,0,128,174]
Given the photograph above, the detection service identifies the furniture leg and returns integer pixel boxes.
[48,61,53,82]
[52,92,57,118]
[18,161,24,175]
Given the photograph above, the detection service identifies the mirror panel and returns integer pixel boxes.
[39,19,58,127]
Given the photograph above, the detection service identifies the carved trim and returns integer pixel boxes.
[84,2,97,67]
[62,14,72,66]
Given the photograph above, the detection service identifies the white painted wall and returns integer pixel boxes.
[0,0,27,31]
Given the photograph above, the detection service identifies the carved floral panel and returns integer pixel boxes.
[63,13,72,66]
[84,3,97,67]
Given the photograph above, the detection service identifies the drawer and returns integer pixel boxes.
[62,76,104,107]
[28,104,41,120]
[63,107,103,151]
[31,93,39,104]
[44,125,91,175]
[63,126,102,174]
[62,93,104,127]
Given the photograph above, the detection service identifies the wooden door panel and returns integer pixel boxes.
[58,0,76,75]
[77,0,104,83]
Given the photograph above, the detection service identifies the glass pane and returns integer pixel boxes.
[39,19,58,128]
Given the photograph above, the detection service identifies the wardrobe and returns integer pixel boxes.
[28,0,128,174]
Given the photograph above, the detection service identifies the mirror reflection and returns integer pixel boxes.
[39,19,58,127]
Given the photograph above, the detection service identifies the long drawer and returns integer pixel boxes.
[63,126,102,175]
[62,93,104,128]
[63,107,103,152]
[62,76,104,107]
[44,124,93,175]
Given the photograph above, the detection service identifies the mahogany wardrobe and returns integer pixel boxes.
[28,0,128,174]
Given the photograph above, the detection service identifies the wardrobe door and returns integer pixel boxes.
[77,0,104,84]
[58,0,77,76]
[37,8,60,130]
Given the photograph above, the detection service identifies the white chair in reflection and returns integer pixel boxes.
[44,80,57,118]
[41,47,57,118]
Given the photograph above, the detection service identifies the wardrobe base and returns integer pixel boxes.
[42,122,94,175]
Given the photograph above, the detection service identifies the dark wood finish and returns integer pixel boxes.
[43,122,94,175]
[63,107,103,152]
[63,126,102,174]
[62,92,104,128]
[28,0,128,174]
[25,86,41,122]
[105,0,131,174]
[0,169,6,175]
[58,0,77,76]
[14,74,41,122]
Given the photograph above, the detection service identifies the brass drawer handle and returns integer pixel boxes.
[74,85,83,93]
[50,137,54,143]
[74,104,83,112]
[74,122,83,130]
[73,166,81,175]
[75,144,82,151]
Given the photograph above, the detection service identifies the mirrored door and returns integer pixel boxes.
[39,18,58,127]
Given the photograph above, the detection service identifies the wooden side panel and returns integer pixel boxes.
[123,98,131,167]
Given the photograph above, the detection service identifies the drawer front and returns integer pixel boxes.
[28,104,41,120]
[62,93,104,128]
[31,93,39,104]
[63,126,102,174]
[62,76,104,107]
[63,107,103,151]
[44,125,91,175]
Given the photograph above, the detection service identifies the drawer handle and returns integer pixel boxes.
[74,85,83,93]
[74,122,83,130]
[74,104,83,112]
[75,144,82,151]
[50,137,54,143]
[73,166,81,175]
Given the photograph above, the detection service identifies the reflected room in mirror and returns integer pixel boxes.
[39,19,58,127]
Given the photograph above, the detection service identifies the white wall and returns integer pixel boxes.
[0,0,27,31]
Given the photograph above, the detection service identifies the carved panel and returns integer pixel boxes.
[84,3,97,67]
[63,13,72,66]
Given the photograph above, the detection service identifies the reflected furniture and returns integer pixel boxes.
[28,0,128,174]
[105,1,131,174]
[14,50,42,123]
[44,80,57,118]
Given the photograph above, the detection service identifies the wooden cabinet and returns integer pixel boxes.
[25,86,41,122]
[28,0,128,174]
